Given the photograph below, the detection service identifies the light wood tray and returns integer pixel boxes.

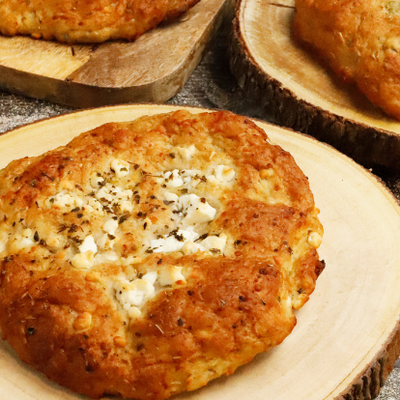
[0,0,232,108]
[1,104,400,400]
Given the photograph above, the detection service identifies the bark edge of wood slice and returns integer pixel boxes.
[228,0,400,171]
[1,104,400,400]
[0,0,232,108]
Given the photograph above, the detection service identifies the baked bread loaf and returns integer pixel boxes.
[0,0,199,43]
[294,0,400,120]
[0,110,324,399]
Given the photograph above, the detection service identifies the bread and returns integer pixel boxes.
[294,0,400,120]
[0,110,324,399]
[0,0,199,43]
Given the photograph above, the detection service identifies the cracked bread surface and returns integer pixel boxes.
[0,0,200,43]
[294,0,400,120]
[0,110,324,399]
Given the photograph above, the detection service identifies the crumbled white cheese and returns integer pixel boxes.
[214,165,235,182]
[95,183,133,204]
[200,233,227,252]
[71,252,95,269]
[150,228,199,253]
[14,228,35,249]
[161,170,184,188]
[181,240,203,254]
[164,191,179,202]
[114,279,155,309]
[206,175,218,184]
[46,234,61,249]
[111,159,130,178]
[177,145,197,160]
[128,306,142,319]
[163,191,180,211]
[90,172,105,188]
[48,192,84,210]
[71,235,98,269]
[158,266,186,286]
[103,218,118,236]
[142,271,157,285]
[87,197,103,212]
[150,236,184,253]
[180,194,216,224]
[307,231,322,248]
[119,200,134,213]
[96,233,115,250]
[156,169,203,189]
[181,234,227,255]
[94,250,119,265]
[79,235,98,254]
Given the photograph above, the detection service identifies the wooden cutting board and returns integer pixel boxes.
[1,104,400,400]
[0,0,232,108]
[229,0,400,170]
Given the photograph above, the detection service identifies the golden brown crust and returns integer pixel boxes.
[0,0,200,43]
[0,110,324,399]
[294,0,400,120]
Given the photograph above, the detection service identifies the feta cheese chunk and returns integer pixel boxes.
[14,228,35,250]
[128,306,142,319]
[142,271,157,285]
[90,172,105,188]
[161,170,183,188]
[95,183,133,204]
[180,194,216,224]
[177,145,197,160]
[94,250,119,265]
[71,252,95,269]
[158,266,186,286]
[156,169,203,189]
[79,235,98,254]
[103,218,118,236]
[150,228,199,253]
[114,279,155,309]
[214,165,235,182]
[111,159,130,178]
[182,234,227,255]
[200,233,227,253]
[48,192,84,210]
[307,231,322,248]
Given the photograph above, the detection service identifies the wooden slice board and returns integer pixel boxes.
[229,0,400,170]
[1,104,400,400]
[0,0,232,108]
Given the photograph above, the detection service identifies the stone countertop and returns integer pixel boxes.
[0,22,400,400]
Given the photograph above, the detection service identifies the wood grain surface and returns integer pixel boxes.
[1,104,400,400]
[228,0,400,170]
[0,0,232,108]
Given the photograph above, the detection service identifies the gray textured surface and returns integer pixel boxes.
[0,21,399,400]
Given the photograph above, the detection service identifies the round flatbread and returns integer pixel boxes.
[294,0,400,120]
[0,0,199,43]
[0,110,324,399]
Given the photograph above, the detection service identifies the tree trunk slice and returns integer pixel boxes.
[228,0,400,170]
[1,104,400,400]
[0,0,232,108]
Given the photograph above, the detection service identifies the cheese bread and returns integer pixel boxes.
[0,0,199,43]
[294,0,400,120]
[0,110,324,399]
